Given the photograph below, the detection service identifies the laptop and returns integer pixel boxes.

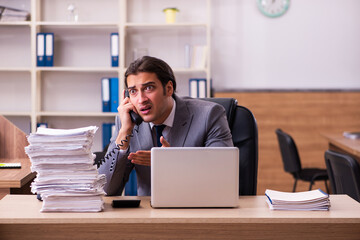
[150,147,239,208]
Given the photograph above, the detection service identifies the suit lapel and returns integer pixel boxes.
[134,122,154,150]
[168,95,193,147]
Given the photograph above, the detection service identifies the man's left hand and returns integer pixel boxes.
[128,137,170,166]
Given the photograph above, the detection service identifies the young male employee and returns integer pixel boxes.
[98,56,233,196]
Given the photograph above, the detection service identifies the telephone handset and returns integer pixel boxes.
[125,90,143,125]
[94,90,142,168]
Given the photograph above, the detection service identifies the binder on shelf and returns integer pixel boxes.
[36,123,48,129]
[101,78,110,112]
[198,79,207,98]
[125,169,138,196]
[191,45,207,69]
[36,33,45,66]
[189,78,207,98]
[111,33,119,67]
[45,33,54,67]
[102,123,114,150]
[110,77,119,112]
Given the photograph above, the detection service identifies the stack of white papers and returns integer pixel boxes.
[0,6,30,21]
[25,126,106,212]
[265,189,330,211]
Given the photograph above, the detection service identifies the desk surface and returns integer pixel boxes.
[322,132,360,159]
[0,195,359,224]
[0,195,360,240]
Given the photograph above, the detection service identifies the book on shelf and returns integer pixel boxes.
[0,5,30,22]
[265,189,330,211]
[189,78,207,98]
[343,131,360,140]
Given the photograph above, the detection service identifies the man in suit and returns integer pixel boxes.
[98,56,233,196]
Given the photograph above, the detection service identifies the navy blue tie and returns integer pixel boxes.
[154,125,166,147]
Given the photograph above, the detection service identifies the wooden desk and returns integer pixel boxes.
[0,195,359,240]
[322,133,360,162]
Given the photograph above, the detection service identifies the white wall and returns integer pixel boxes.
[211,0,360,90]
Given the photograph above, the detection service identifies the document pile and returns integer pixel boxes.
[0,6,30,21]
[25,126,106,212]
[265,189,330,211]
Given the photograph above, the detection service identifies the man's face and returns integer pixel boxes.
[127,72,174,124]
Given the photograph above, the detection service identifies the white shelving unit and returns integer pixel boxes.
[0,0,211,151]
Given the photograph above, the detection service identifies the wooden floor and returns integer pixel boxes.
[215,91,360,194]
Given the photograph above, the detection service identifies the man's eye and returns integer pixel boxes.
[145,86,154,91]
[129,89,136,95]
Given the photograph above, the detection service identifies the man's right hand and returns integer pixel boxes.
[115,90,136,150]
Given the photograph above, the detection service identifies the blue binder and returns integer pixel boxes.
[110,33,119,67]
[36,122,48,129]
[102,123,112,150]
[198,78,207,98]
[36,33,45,66]
[125,169,138,196]
[101,78,110,112]
[189,78,207,98]
[110,77,119,112]
[45,33,54,66]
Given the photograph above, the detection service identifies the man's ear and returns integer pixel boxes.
[166,81,174,96]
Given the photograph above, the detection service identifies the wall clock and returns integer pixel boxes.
[257,0,290,18]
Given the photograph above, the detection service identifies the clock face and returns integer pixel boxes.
[257,0,290,18]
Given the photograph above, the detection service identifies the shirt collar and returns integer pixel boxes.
[150,98,176,129]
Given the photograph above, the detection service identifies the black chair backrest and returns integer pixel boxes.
[325,150,360,202]
[201,98,258,195]
[275,129,302,174]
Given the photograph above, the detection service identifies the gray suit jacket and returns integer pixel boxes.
[98,95,233,196]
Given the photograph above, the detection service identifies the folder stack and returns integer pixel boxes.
[189,78,207,98]
[36,32,54,67]
[25,126,106,212]
[265,189,330,211]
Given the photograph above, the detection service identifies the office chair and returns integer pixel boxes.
[275,129,329,192]
[201,98,258,196]
[325,150,360,202]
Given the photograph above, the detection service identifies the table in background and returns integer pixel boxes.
[0,116,35,199]
[322,132,360,162]
[0,195,359,240]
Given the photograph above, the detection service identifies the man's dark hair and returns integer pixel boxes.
[125,56,176,97]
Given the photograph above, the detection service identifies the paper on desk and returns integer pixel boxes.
[25,126,106,212]
[265,189,330,211]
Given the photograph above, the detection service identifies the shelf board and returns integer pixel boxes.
[38,112,118,117]
[173,68,207,73]
[125,22,207,28]
[0,67,31,72]
[36,22,119,28]
[0,112,31,117]
[36,67,119,72]
[0,21,31,26]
